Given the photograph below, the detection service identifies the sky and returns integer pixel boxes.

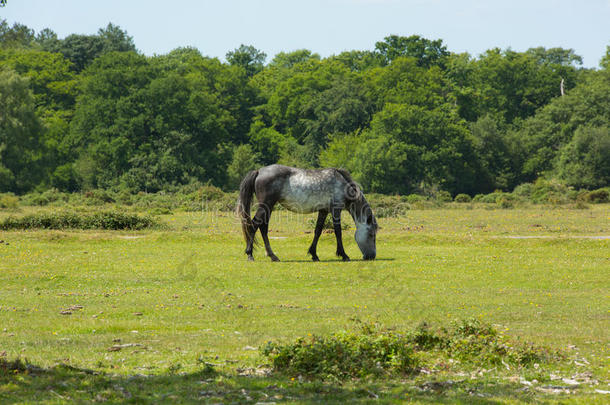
[2,0,609,68]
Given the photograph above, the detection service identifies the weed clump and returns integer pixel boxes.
[262,323,420,380]
[0,211,158,230]
[261,319,559,380]
[0,358,28,374]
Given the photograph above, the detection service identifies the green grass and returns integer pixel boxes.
[0,205,609,403]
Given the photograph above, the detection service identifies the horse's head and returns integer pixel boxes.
[354,206,377,260]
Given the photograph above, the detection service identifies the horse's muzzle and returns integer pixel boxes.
[363,253,376,260]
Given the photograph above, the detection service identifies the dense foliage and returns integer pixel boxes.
[1,19,608,195]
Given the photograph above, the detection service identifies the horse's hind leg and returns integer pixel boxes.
[308,209,328,261]
[332,206,350,261]
[245,221,257,261]
[254,202,280,262]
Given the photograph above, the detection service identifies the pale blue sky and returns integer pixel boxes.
[2,0,609,67]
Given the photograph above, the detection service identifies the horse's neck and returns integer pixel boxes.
[348,198,368,226]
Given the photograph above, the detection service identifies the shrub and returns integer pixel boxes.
[405,194,424,204]
[454,193,472,203]
[497,195,515,209]
[261,319,559,380]
[0,193,19,209]
[447,319,553,367]
[436,190,453,203]
[0,211,158,230]
[84,189,116,205]
[512,183,534,198]
[584,188,610,203]
[367,194,409,218]
[530,179,571,204]
[198,184,226,201]
[472,191,499,203]
[261,323,421,379]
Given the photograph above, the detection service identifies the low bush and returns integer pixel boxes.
[530,179,572,204]
[261,323,420,380]
[0,193,19,209]
[367,194,410,218]
[437,190,453,202]
[20,188,70,206]
[454,193,472,203]
[261,319,559,380]
[583,188,610,203]
[473,191,506,204]
[0,211,158,230]
[405,194,424,204]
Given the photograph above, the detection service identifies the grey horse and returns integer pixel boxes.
[237,164,377,262]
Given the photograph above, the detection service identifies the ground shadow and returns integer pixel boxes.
[1,359,536,404]
[279,258,396,263]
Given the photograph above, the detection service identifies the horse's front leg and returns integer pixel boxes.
[308,209,328,261]
[254,202,280,262]
[332,206,350,261]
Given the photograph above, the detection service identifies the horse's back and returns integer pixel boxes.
[255,165,346,214]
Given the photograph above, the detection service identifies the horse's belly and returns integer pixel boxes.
[279,192,331,214]
[278,170,338,214]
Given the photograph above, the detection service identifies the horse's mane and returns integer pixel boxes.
[335,168,356,186]
[335,168,364,203]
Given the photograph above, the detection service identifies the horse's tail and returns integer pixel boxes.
[237,169,259,246]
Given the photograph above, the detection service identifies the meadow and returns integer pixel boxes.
[0,204,609,403]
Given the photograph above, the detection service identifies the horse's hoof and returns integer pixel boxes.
[342,256,350,262]
[270,255,280,262]
[311,256,320,262]
[247,255,254,262]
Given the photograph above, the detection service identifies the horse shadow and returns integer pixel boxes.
[279,257,395,263]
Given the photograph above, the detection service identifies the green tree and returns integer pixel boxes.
[469,115,516,190]
[555,126,610,189]
[329,50,382,72]
[374,35,449,68]
[226,44,266,77]
[269,49,320,68]
[248,120,288,165]
[227,144,260,189]
[601,45,610,70]
[512,69,610,182]
[0,19,35,48]
[323,103,481,195]
[448,48,582,124]
[43,23,136,72]
[526,47,583,66]
[0,69,44,191]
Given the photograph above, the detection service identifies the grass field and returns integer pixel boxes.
[1,205,609,403]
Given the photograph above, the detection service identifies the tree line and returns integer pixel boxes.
[1,19,609,196]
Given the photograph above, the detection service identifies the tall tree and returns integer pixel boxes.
[226,44,266,77]
[43,23,136,72]
[374,35,449,68]
[0,69,44,191]
[0,19,35,48]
